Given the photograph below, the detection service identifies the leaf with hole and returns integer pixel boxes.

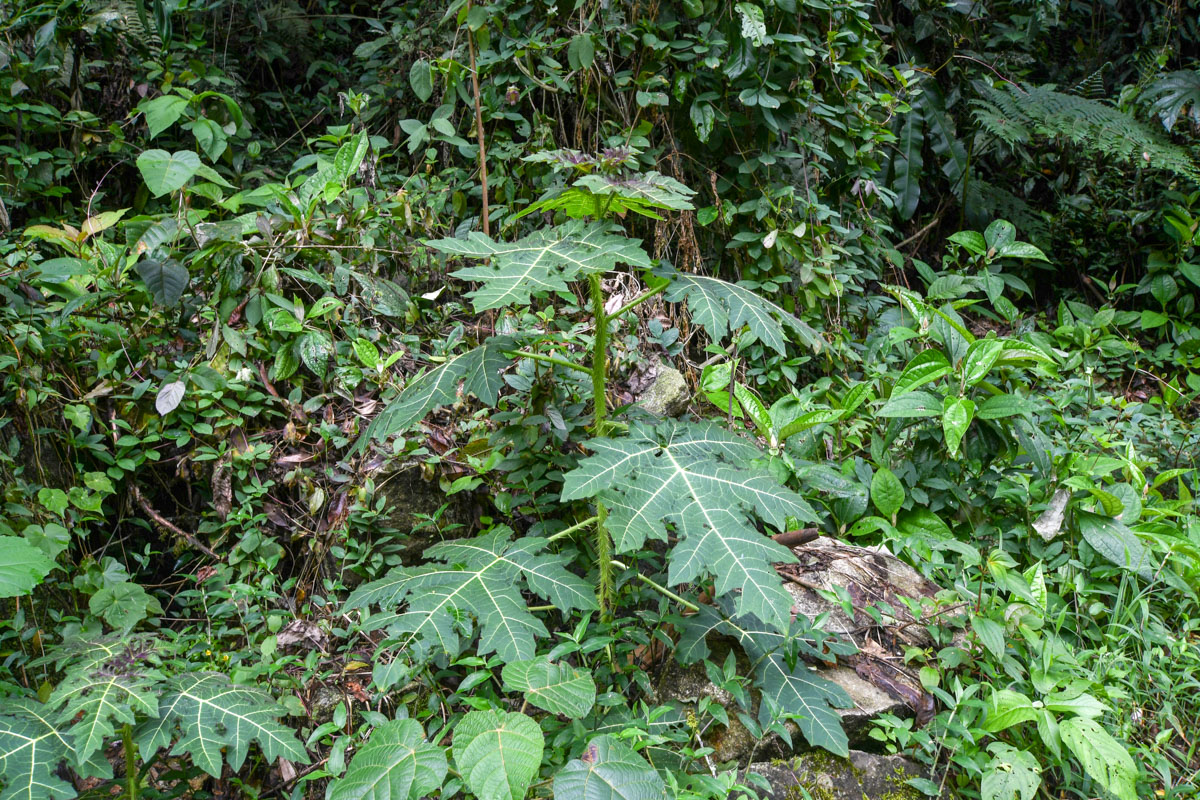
[553,735,666,800]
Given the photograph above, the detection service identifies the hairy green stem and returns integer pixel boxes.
[122,724,139,800]
[610,560,701,612]
[507,349,591,375]
[589,273,609,431]
[608,283,666,320]
[546,514,601,543]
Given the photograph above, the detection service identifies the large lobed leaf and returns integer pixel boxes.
[553,735,667,800]
[677,601,855,756]
[328,719,447,800]
[361,335,515,446]
[452,711,543,800]
[345,527,597,688]
[135,672,308,777]
[659,268,823,355]
[562,420,815,631]
[429,220,651,312]
[0,698,111,800]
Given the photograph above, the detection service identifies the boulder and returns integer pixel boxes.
[368,461,479,563]
[637,364,691,417]
[749,750,937,800]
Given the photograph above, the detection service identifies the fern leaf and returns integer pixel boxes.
[329,719,447,800]
[429,221,651,312]
[346,528,597,688]
[659,269,823,355]
[135,672,308,777]
[562,420,816,630]
[677,601,854,756]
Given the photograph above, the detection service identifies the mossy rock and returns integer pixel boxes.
[749,751,941,800]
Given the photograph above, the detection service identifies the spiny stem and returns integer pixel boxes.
[595,503,612,617]
[506,349,591,375]
[546,514,601,543]
[589,273,609,431]
[610,560,701,613]
[122,724,139,800]
[608,283,666,320]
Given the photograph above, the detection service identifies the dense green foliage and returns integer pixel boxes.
[1,1,1198,799]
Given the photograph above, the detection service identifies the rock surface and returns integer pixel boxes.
[749,750,935,800]
[369,462,479,562]
[637,364,691,417]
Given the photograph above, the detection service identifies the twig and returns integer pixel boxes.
[131,483,220,561]
[772,528,821,548]
[467,3,490,236]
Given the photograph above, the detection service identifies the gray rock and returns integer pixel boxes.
[749,750,937,800]
[370,462,478,563]
[637,365,691,417]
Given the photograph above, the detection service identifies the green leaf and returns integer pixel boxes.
[354,338,380,370]
[299,330,333,377]
[409,60,434,102]
[679,603,852,755]
[981,689,1037,732]
[892,349,952,396]
[996,241,1049,262]
[362,336,515,444]
[977,393,1032,419]
[136,149,202,197]
[0,697,105,800]
[962,339,1005,385]
[562,421,813,631]
[970,615,1005,660]
[870,467,905,518]
[329,719,447,800]
[553,735,667,800]
[981,743,1041,800]
[0,537,55,598]
[135,672,308,777]
[735,3,768,46]
[88,582,162,630]
[431,221,649,312]
[941,395,975,457]
[502,658,597,719]
[662,268,823,355]
[1059,717,1137,800]
[776,408,845,440]
[568,35,595,70]
[876,391,942,418]
[894,107,924,220]
[690,102,716,143]
[345,528,596,687]
[452,711,543,800]
[137,258,189,305]
[1076,512,1152,579]
[139,95,188,138]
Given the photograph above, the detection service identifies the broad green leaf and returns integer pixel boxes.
[981,743,1041,800]
[502,658,596,719]
[345,528,596,687]
[962,338,1005,385]
[1059,717,1137,800]
[136,149,202,197]
[777,408,845,440]
[678,603,853,755]
[662,268,823,355]
[568,34,595,70]
[894,107,924,220]
[88,582,162,630]
[978,393,1032,419]
[970,615,1005,660]
[431,221,649,312]
[735,2,768,46]
[870,467,905,518]
[299,330,333,377]
[1076,512,1152,579]
[982,689,1037,732]
[553,735,666,800]
[0,698,103,800]
[452,711,543,800]
[876,390,942,418]
[996,242,1049,262]
[948,230,986,255]
[942,395,975,456]
[80,209,128,241]
[409,60,434,102]
[892,349,952,396]
[139,95,188,138]
[0,537,55,598]
[362,336,515,445]
[329,719,447,800]
[562,421,813,631]
[354,338,380,370]
[1043,688,1108,718]
[135,672,308,777]
[136,258,189,305]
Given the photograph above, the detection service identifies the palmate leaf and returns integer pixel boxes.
[677,602,854,756]
[361,335,515,445]
[502,657,597,719]
[562,420,816,631]
[135,672,308,777]
[658,268,823,355]
[328,719,447,800]
[51,669,160,764]
[452,711,544,800]
[0,698,111,800]
[345,527,597,688]
[429,220,651,312]
[553,735,667,800]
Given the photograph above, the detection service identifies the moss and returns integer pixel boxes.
[876,765,925,800]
